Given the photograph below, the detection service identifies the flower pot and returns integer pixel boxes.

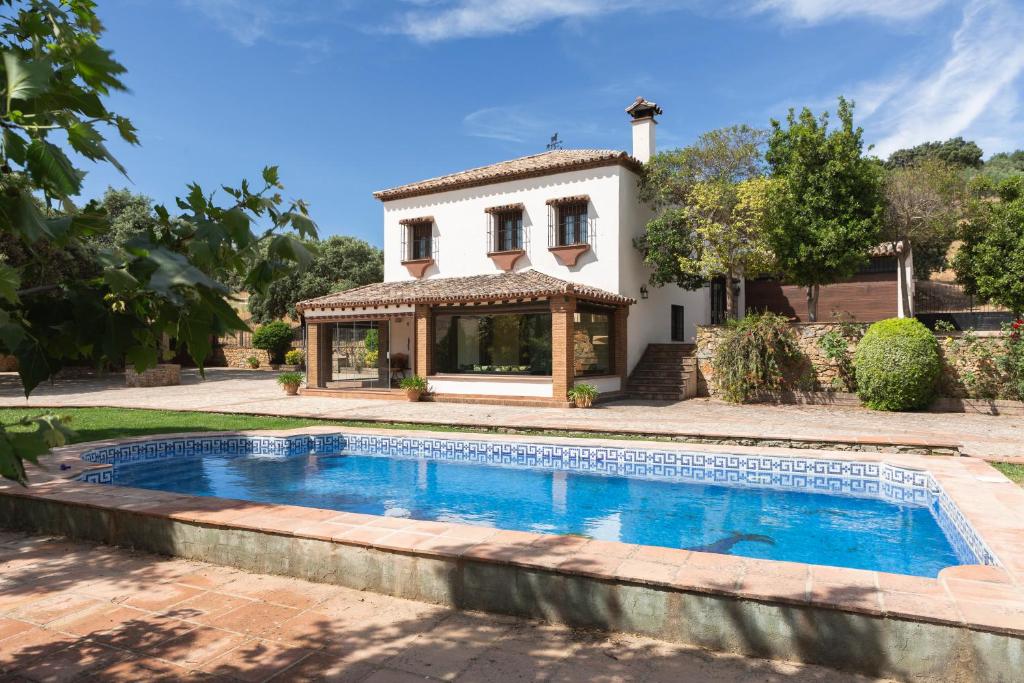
[573,396,594,408]
[405,388,423,402]
[282,383,300,396]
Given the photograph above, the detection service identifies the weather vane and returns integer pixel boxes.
[546,132,563,150]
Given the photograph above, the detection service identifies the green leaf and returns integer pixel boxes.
[262,165,280,186]
[145,247,227,297]
[3,52,50,106]
[1,129,27,165]
[26,139,82,198]
[67,121,128,177]
[102,267,139,292]
[268,234,314,269]
[125,344,158,373]
[0,263,20,304]
[15,337,55,397]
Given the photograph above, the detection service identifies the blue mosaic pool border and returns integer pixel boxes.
[77,432,997,567]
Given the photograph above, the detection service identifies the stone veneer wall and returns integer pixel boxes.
[218,345,271,369]
[697,323,1014,401]
[124,363,180,387]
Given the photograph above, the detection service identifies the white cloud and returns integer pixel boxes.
[394,0,652,42]
[178,0,335,59]
[750,0,947,24]
[181,0,275,46]
[865,0,1024,157]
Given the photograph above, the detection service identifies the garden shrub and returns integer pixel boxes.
[284,349,304,367]
[1000,319,1024,401]
[854,318,941,410]
[713,312,803,403]
[252,321,294,364]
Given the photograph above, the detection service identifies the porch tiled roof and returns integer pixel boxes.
[295,270,634,311]
[373,149,642,201]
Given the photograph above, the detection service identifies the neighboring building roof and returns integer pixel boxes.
[296,270,634,311]
[373,149,642,202]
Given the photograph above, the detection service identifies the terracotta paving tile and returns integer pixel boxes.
[51,604,149,638]
[7,594,104,625]
[809,585,884,615]
[96,612,196,651]
[529,534,590,555]
[0,625,75,672]
[202,638,313,682]
[680,551,740,571]
[555,553,624,579]
[266,609,351,649]
[232,514,307,535]
[291,521,357,542]
[270,651,376,682]
[0,617,33,641]
[336,526,397,546]
[956,599,1024,633]
[123,582,204,612]
[939,564,1013,584]
[438,524,498,542]
[169,565,245,590]
[630,545,688,565]
[943,578,1024,604]
[739,558,809,581]
[14,640,128,682]
[145,625,247,668]
[578,540,638,560]
[672,564,743,593]
[86,654,197,681]
[408,520,450,535]
[809,565,878,589]
[270,505,338,522]
[734,574,808,604]
[364,516,417,531]
[409,534,480,558]
[166,591,254,624]
[882,591,961,624]
[214,601,303,636]
[876,573,947,597]
[615,559,679,585]
[372,531,436,552]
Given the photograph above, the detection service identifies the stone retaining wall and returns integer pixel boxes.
[697,323,1018,404]
[124,363,180,387]
[216,345,271,369]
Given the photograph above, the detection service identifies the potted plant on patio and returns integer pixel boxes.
[399,375,429,402]
[246,356,261,369]
[568,383,599,408]
[277,371,304,396]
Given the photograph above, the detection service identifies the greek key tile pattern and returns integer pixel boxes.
[79,432,997,567]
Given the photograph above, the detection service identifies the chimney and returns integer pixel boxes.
[625,96,662,163]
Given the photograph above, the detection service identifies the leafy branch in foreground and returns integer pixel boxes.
[0,0,317,482]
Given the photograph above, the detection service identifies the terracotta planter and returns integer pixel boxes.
[573,396,594,408]
[282,383,300,396]
[405,388,423,402]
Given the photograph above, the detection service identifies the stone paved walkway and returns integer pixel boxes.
[0,531,886,682]
[1,369,1021,460]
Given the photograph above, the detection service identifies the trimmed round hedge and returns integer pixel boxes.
[854,318,941,411]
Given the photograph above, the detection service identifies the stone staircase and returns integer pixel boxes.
[626,343,698,402]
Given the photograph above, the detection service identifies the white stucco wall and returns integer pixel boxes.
[379,161,714,384]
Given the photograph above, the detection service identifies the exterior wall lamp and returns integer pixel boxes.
[640,286,649,300]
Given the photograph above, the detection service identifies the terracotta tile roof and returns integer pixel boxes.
[869,240,908,257]
[373,149,642,201]
[296,270,634,311]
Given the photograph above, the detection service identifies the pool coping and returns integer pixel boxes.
[3,426,1024,641]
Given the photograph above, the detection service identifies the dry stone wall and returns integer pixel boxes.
[125,364,180,387]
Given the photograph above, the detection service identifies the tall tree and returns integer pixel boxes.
[954,177,1024,315]
[881,158,965,313]
[249,235,384,322]
[765,97,883,321]
[636,125,774,318]
[981,150,1024,183]
[885,137,984,170]
[93,187,160,248]
[0,0,316,482]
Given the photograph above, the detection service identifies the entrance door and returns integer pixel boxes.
[710,278,727,325]
[329,320,391,389]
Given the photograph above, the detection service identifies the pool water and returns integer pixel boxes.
[110,446,967,577]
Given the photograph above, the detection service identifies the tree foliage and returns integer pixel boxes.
[636,125,774,317]
[252,320,294,364]
[885,137,984,170]
[0,0,317,482]
[248,235,383,323]
[980,150,1024,184]
[92,187,160,248]
[881,158,965,288]
[954,177,1024,315]
[764,98,883,321]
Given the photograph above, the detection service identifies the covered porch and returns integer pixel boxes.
[295,271,633,407]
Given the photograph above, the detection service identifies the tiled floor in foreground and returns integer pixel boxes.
[0,531,889,682]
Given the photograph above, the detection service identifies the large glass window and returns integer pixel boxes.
[574,309,612,375]
[557,202,588,246]
[435,311,551,375]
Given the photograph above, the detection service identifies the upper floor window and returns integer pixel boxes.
[400,218,433,262]
[546,196,591,248]
[486,204,525,253]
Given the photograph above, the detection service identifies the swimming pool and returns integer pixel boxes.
[79,433,995,578]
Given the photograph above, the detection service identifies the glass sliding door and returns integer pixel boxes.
[328,320,392,389]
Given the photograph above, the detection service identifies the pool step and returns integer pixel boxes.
[626,343,698,402]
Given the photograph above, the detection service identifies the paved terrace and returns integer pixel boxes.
[0,531,883,682]
[1,369,1021,460]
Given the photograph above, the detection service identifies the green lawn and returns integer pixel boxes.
[992,462,1024,487]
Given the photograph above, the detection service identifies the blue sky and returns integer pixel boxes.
[83,0,1024,246]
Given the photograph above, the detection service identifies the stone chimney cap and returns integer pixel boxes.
[626,96,662,120]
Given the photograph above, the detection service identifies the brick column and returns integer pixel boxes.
[413,305,433,378]
[306,322,333,388]
[550,295,576,401]
[613,304,629,384]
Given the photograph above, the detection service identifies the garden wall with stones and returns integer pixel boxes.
[212,345,271,369]
[696,322,1017,406]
